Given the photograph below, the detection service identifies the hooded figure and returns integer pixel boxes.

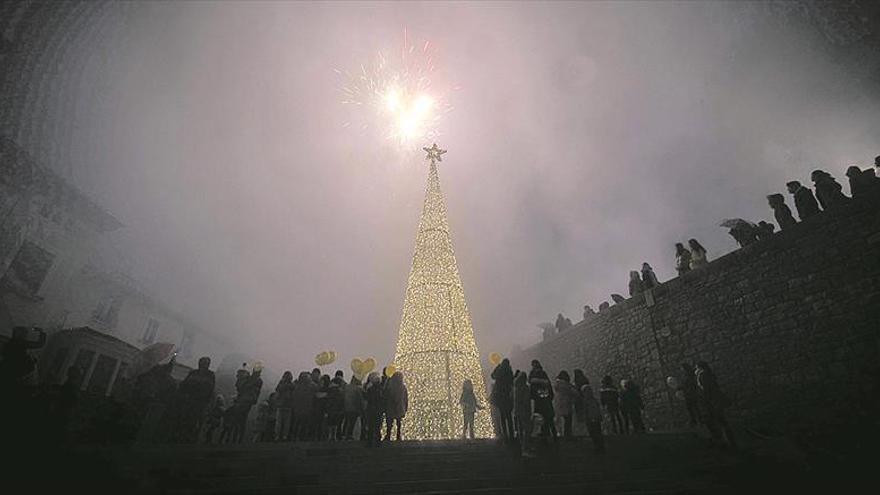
[619,380,645,434]
[767,193,797,230]
[811,170,849,210]
[384,371,408,441]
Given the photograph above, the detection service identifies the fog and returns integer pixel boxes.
[48,1,879,371]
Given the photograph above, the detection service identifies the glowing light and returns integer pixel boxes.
[393,147,494,440]
[339,29,453,147]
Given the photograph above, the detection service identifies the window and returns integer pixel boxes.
[141,318,160,344]
[0,240,54,296]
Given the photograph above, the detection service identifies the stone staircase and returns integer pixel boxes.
[106,432,753,494]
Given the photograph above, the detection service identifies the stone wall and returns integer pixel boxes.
[514,197,880,434]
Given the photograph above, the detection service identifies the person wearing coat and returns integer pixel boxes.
[490,359,514,441]
[528,360,557,441]
[363,372,384,447]
[786,181,821,220]
[291,372,316,441]
[459,379,484,440]
[811,170,849,210]
[554,371,577,439]
[688,239,708,269]
[619,380,645,434]
[674,243,692,276]
[767,193,797,230]
[274,371,295,441]
[580,382,605,454]
[342,375,363,440]
[695,361,736,448]
[628,271,644,297]
[599,375,623,435]
[641,263,659,289]
[512,371,533,456]
[383,371,408,441]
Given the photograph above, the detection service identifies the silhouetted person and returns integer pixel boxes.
[490,358,514,441]
[315,374,330,440]
[628,271,644,297]
[292,371,316,440]
[786,181,821,220]
[767,193,797,230]
[55,365,84,443]
[203,395,224,443]
[583,305,595,319]
[581,381,605,454]
[674,243,691,276]
[573,369,588,430]
[695,361,736,449]
[231,367,262,443]
[363,372,383,447]
[513,371,533,456]
[680,363,700,426]
[598,301,610,311]
[384,371,408,441]
[274,371,295,441]
[846,165,880,200]
[812,170,849,210]
[170,356,215,443]
[688,239,708,269]
[619,380,645,434]
[756,221,775,240]
[528,360,557,441]
[343,375,363,440]
[328,370,346,440]
[641,263,659,289]
[133,360,177,444]
[564,317,573,327]
[459,379,483,439]
[554,371,576,439]
[0,327,46,400]
[610,293,625,304]
[728,223,759,247]
[599,375,623,435]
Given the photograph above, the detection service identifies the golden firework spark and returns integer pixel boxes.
[338,29,452,147]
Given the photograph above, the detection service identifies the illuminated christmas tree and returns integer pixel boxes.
[393,144,493,440]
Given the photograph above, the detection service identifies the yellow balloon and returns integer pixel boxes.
[351,358,364,375]
[326,351,337,365]
[362,357,376,375]
[315,351,331,366]
[384,364,397,378]
[489,352,502,366]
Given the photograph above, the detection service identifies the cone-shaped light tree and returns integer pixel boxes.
[393,144,493,439]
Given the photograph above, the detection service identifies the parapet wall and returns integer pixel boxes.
[514,197,880,433]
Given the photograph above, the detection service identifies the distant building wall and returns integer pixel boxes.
[514,197,880,434]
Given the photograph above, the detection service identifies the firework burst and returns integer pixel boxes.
[338,29,453,147]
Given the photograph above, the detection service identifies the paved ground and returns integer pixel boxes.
[16,431,834,494]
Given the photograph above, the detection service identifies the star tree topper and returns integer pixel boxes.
[423,143,447,165]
